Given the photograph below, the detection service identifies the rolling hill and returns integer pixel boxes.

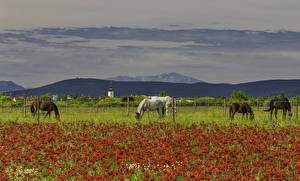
[0,81,25,92]
[8,78,300,97]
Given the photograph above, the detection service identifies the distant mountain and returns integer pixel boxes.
[106,72,204,84]
[8,78,300,97]
[0,81,25,92]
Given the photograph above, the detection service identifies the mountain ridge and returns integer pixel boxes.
[8,78,300,97]
[0,81,25,92]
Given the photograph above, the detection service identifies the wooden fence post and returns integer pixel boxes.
[102,99,105,112]
[37,97,40,124]
[97,101,99,112]
[172,97,175,122]
[65,100,68,112]
[23,99,26,118]
[296,100,298,122]
[224,99,226,117]
[207,100,209,111]
[127,97,129,116]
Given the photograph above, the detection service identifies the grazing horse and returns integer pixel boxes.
[31,101,60,120]
[264,98,292,120]
[229,103,254,120]
[135,98,165,120]
[148,96,176,115]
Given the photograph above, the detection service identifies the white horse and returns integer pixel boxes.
[148,96,175,115]
[135,98,165,120]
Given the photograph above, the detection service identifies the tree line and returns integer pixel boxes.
[1,91,300,108]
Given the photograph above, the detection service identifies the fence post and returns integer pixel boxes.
[65,100,68,112]
[207,100,209,111]
[23,98,26,118]
[296,100,298,122]
[37,97,40,124]
[224,99,226,117]
[172,97,175,122]
[127,97,129,116]
[97,101,99,112]
[102,99,105,112]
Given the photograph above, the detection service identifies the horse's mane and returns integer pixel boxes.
[137,98,147,114]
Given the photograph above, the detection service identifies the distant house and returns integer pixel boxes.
[25,96,36,102]
[12,97,22,102]
[52,95,58,101]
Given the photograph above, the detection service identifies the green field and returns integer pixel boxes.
[0,105,298,128]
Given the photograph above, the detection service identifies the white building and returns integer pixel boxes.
[108,81,114,97]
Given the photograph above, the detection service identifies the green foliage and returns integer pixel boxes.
[159,91,167,97]
[279,92,285,99]
[59,94,68,101]
[230,91,248,103]
[40,93,51,101]
[0,91,6,96]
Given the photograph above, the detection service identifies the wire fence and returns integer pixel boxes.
[0,98,299,123]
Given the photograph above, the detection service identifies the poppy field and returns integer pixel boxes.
[0,119,299,180]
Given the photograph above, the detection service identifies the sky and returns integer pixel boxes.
[1,0,300,88]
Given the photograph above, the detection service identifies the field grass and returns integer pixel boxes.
[0,105,299,180]
[0,105,298,128]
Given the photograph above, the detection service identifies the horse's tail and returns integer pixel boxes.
[264,102,272,112]
[52,103,60,120]
[30,103,36,117]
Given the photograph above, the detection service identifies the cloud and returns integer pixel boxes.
[0,27,300,87]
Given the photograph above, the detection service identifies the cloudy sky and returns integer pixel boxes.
[1,0,300,88]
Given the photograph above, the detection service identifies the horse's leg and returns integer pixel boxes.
[162,107,165,118]
[283,109,286,120]
[232,111,235,120]
[275,108,278,120]
[44,111,50,119]
[270,108,273,121]
[157,108,161,119]
[165,105,168,116]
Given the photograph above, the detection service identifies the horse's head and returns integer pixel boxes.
[288,111,293,118]
[135,112,141,120]
[250,113,255,120]
[55,114,60,121]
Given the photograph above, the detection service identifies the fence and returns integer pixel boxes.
[0,98,299,123]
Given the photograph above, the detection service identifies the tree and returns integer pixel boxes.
[159,91,167,97]
[0,91,6,96]
[231,91,248,102]
[40,93,51,101]
[279,92,285,99]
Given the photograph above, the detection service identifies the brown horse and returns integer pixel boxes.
[229,103,254,120]
[264,98,292,120]
[31,101,60,120]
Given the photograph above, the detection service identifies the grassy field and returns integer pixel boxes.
[0,106,299,180]
[0,105,299,127]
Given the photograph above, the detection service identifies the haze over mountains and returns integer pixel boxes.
[106,72,204,84]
